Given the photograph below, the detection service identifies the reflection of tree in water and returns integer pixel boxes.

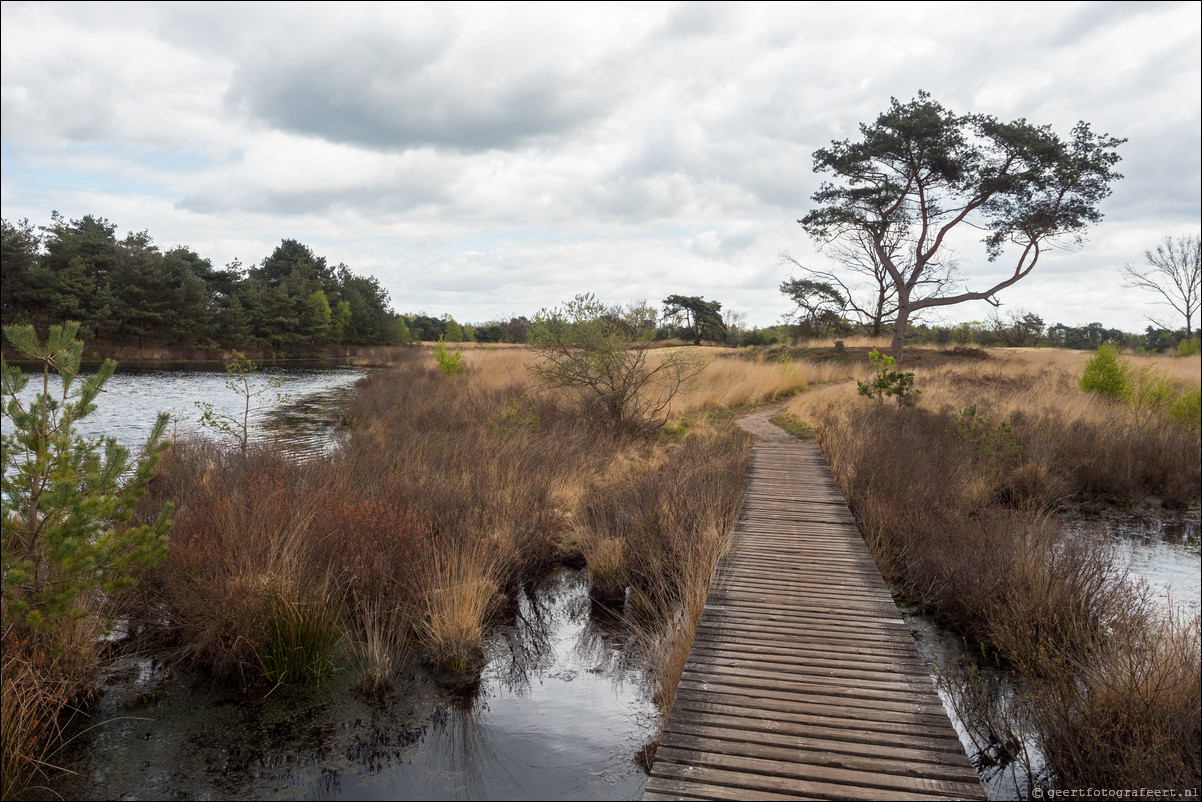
[487,569,649,694]
[307,767,341,801]
[576,594,645,689]
[936,657,1045,800]
[343,701,430,773]
[418,568,655,799]
[421,700,528,799]
[487,577,558,693]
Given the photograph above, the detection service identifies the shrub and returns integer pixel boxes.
[857,349,919,407]
[1168,387,1201,432]
[1079,342,1130,401]
[1178,337,1200,356]
[1127,364,1177,428]
[432,335,464,375]
[952,404,1021,459]
[528,294,703,430]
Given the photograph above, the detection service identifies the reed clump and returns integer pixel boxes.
[784,346,1201,790]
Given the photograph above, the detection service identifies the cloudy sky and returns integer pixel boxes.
[2,1,1199,332]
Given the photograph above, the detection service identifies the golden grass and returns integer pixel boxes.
[416,538,504,674]
[344,598,411,695]
[669,354,807,413]
[0,632,74,802]
[788,346,1201,432]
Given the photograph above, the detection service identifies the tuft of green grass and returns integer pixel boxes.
[259,583,343,685]
[769,413,817,440]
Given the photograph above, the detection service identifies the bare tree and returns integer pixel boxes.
[1120,234,1200,339]
[781,228,958,337]
[987,308,1045,347]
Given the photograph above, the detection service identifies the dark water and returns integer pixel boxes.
[54,570,655,801]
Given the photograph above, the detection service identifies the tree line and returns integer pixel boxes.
[1,214,398,352]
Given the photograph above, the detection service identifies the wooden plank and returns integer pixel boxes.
[654,746,975,800]
[642,777,816,801]
[666,697,968,752]
[659,729,982,783]
[646,761,955,802]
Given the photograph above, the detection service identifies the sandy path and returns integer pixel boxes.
[732,400,797,443]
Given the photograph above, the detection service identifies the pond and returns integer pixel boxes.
[53,569,656,801]
[1,363,368,459]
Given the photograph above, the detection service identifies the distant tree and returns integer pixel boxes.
[499,315,531,344]
[1120,234,1200,339]
[722,308,748,345]
[337,266,391,345]
[472,322,504,343]
[252,239,334,290]
[621,300,659,341]
[661,295,727,345]
[1,218,41,326]
[800,92,1124,362]
[988,309,1045,348]
[779,278,847,338]
[405,313,444,343]
[391,316,412,345]
[305,290,333,344]
[332,300,353,342]
[443,315,465,343]
[161,247,218,346]
[1046,322,1127,350]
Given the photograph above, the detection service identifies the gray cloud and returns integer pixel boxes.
[225,17,623,152]
[2,2,1198,333]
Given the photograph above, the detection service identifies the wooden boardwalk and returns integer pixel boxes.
[642,434,985,801]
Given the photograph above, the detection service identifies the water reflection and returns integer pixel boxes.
[1065,513,1201,612]
[54,569,655,801]
[337,570,654,801]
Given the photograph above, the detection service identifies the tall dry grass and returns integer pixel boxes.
[783,346,1201,791]
[1,635,70,802]
[129,345,749,710]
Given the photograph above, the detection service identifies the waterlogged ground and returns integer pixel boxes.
[53,569,656,801]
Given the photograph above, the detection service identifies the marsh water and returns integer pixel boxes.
[53,569,656,801]
[906,511,1201,800]
[1,362,368,459]
[7,368,1198,800]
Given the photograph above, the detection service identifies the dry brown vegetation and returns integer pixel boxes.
[784,346,1201,791]
[115,346,763,720]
